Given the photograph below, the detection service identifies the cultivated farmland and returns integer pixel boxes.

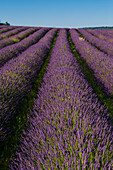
[0,25,113,169]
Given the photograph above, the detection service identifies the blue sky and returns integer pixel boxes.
[0,0,112,28]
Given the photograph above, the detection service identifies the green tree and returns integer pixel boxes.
[5,21,10,25]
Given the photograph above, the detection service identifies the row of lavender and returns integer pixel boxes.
[0,27,49,67]
[69,29,113,96]
[87,29,113,43]
[0,27,39,50]
[88,29,113,38]
[0,28,58,142]
[9,29,113,169]
[0,26,28,40]
[78,29,113,58]
[0,26,18,34]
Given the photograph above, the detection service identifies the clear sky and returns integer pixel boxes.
[0,0,113,28]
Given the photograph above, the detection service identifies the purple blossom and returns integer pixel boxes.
[7,28,113,169]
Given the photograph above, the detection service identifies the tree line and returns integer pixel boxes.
[0,20,10,25]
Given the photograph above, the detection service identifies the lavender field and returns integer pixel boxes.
[0,25,113,170]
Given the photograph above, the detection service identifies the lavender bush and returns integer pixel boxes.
[0,28,49,67]
[78,29,113,57]
[0,27,39,50]
[88,29,113,38]
[0,28,58,142]
[69,29,113,96]
[87,29,113,43]
[0,26,27,40]
[9,29,113,170]
[0,26,17,34]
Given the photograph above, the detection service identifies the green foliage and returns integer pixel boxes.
[0,20,10,25]
[5,21,10,25]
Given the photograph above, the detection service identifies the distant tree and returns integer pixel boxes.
[0,19,10,25]
[5,21,10,25]
[82,26,113,30]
